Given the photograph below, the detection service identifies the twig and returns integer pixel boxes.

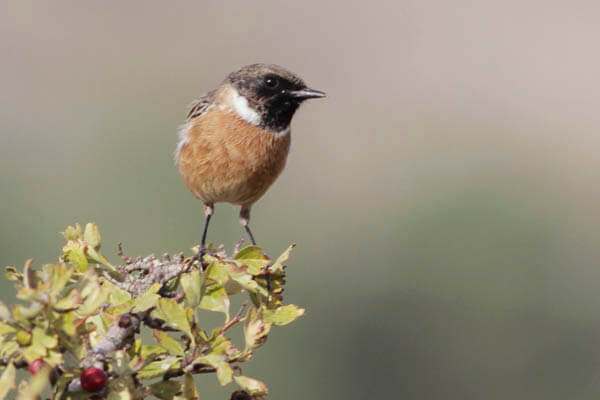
[222,302,248,334]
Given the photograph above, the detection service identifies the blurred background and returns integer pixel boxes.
[2,1,600,399]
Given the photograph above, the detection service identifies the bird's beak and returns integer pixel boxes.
[288,87,326,99]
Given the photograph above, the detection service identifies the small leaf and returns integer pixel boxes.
[78,275,110,316]
[0,322,17,335]
[183,373,199,400]
[139,345,168,360]
[16,330,31,346]
[111,350,133,376]
[263,304,305,326]
[16,363,51,400]
[191,354,232,386]
[32,326,58,349]
[86,246,113,268]
[210,334,240,358]
[153,330,184,357]
[180,270,203,308]
[14,303,42,322]
[270,244,295,274]
[62,224,83,240]
[234,375,269,397]
[83,222,101,249]
[158,299,193,342]
[62,241,88,272]
[0,363,16,400]
[108,285,132,305]
[0,301,11,321]
[50,263,74,299]
[234,246,270,275]
[150,380,183,400]
[106,376,135,400]
[205,262,229,285]
[137,357,180,380]
[4,266,22,282]
[0,340,19,360]
[198,284,230,320]
[244,308,271,351]
[228,270,268,297]
[54,288,81,311]
[131,283,161,313]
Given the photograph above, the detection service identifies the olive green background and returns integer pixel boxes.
[2,1,600,399]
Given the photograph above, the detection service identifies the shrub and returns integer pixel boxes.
[0,223,303,399]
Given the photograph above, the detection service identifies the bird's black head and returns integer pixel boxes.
[226,64,325,133]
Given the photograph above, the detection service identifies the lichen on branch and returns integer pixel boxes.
[0,222,303,399]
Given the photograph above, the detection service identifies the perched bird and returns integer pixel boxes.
[175,64,325,252]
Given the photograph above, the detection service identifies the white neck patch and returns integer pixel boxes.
[230,88,262,126]
[275,126,291,138]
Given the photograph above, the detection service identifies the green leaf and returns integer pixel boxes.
[86,246,113,268]
[0,340,19,360]
[111,350,133,376]
[205,262,229,285]
[244,307,271,351]
[62,241,88,272]
[263,304,305,326]
[106,376,136,400]
[14,303,42,322]
[198,284,230,320]
[0,301,11,321]
[16,330,31,346]
[0,363,16,400]
[150,381,183,400]
[234,246,270,275]
[180,270,203,308]
[54,288,81,311]
[83,222,101,249]
[157,299,193,342]
[137,357,180,380]
[153,330,184,357]
[50,263,74,299]
[139,345,168,360]
[270,244,295,274]
[0,322,17,335]
[234,375,269,396]
[228,270,268,297]
[183,373,199,400]
[32,326,58,349]
[191,353,233,386]
[131,283,161,313]
[77,272,109,315]
[108,285,132,305]
[62,224,83,240]
[16,363,51,400]
[4,266,22,282]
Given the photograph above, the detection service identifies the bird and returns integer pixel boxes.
[175,63,325,255]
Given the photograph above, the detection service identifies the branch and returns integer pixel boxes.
[67,312,142,391]
[222,302,248,334]
[104,245,188,296]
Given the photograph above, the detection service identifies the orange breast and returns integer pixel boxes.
[177,107,291,207]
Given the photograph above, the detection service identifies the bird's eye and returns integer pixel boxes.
[264,75,279,89]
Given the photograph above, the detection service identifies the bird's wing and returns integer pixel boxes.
[186,90,216,121]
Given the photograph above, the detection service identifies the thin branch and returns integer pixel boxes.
[222,302,248,334]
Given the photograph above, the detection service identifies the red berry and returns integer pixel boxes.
[28,359,44,375]
[80,367,107,392]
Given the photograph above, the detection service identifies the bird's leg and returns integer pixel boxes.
[240,206,271,293]
[190,203,214,267]
[201,203,214,249]
[239,206,257,246]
